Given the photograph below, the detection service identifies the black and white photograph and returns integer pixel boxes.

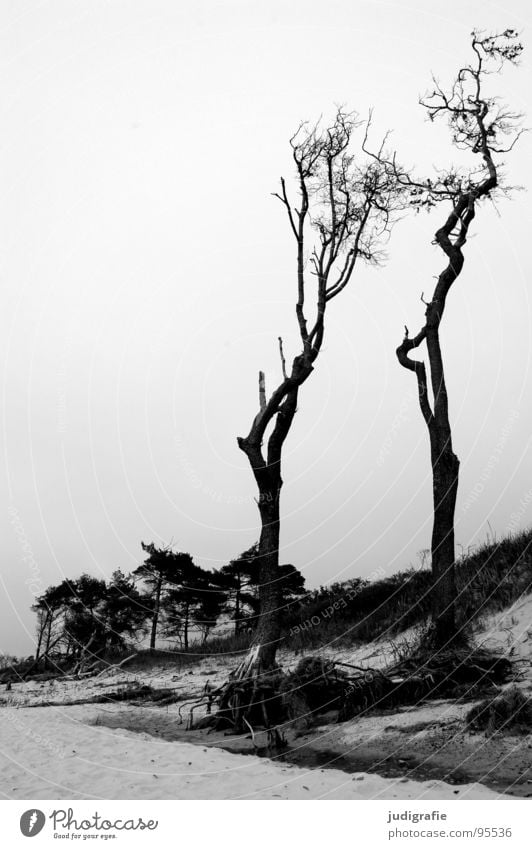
[1,0,532,844]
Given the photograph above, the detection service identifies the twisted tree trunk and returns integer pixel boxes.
[397,199,478,647]
[237,385,300,673]
[393,27,525,645]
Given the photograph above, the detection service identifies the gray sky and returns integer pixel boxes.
[1,0,531,656]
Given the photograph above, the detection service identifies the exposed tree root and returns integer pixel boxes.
[338,647,513,721]
[185,644,288,747]
[196,646,514,743]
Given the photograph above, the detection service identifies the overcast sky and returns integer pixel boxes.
[1,0,531,656]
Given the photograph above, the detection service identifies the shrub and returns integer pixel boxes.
[466,685,532,734]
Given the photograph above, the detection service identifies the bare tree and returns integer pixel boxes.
[388,30,524,647]
[236,109,405,675]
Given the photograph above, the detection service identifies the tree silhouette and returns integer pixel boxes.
[377,30,524,646]
[236,109,405,674]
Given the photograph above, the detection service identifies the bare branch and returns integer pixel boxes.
[278,337,287,379]
[239,107,406,483]
[272,177,298,240]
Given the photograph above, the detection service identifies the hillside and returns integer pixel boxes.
[280,528,532,652]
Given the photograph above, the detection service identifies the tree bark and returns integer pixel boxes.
[251,480,282,670]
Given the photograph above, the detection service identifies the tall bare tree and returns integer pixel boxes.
[389,30,524,647]
[236,110,405,674]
